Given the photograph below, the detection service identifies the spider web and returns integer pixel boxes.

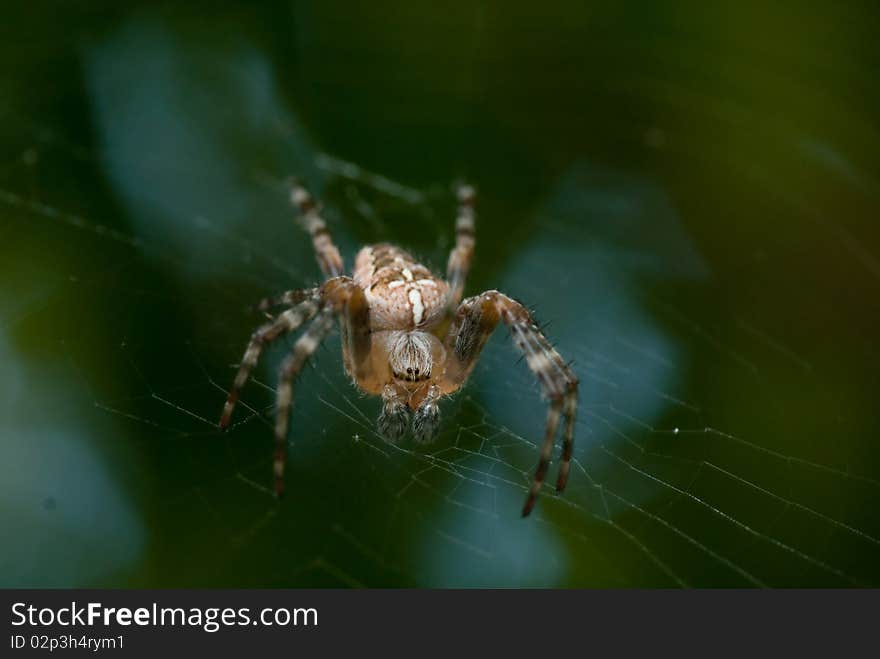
[2,14,879,588]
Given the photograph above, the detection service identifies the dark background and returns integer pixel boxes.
[1,1,878,587]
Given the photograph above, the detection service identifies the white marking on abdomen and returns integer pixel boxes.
[408,288,424,326]
[402,267,414,281]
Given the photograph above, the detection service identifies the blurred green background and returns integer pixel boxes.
[1,1,878,587]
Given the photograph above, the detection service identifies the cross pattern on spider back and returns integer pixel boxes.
[219,180,578,516]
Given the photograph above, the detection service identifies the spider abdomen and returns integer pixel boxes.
[354,243,449,331]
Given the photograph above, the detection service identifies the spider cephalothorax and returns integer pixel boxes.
[219,180,578,516]
[387,331,438,382]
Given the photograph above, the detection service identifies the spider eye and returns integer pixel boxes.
[406,368,413,374]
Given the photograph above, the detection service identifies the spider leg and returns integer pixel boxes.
[439,291,578,516]
[256,287,318,313]
[219,297,321,429]
[377,384,410,442]
[321,276,372,383]
[271,277,371,495]
[290,178,345,279]
[445,183,476,311]
[412,384,442,443]
[557,388,577,492]
[273,308,336,496]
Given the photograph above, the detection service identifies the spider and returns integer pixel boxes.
[218,179,578,516]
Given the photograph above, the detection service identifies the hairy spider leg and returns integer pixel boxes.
[273,308,336,495]
[219,297,321,429]
[272,276,372,495]
[439,290,578,516]
[321,276,373,383]
[256,287,318,314]
[378,384,410,442]
[412,383,442,443]
[221,176,345,429]
[289,178,345,279]
[445,183,476,312]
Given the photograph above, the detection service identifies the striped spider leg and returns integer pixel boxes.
[272,276,371,494]
[219,180,372,495]
[438,291,578,516]
[289,177,345,278]
[220,273,372,496]
[255,287,318,314]
[446,182,476,311]
[219,179,343,430]
[218,293,321,429]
